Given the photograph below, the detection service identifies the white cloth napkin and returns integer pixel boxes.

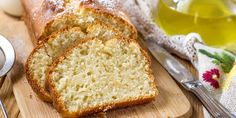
[169,33,236,117]
[194,43,236,117]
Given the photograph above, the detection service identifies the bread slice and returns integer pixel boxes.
[22,0,137,43]
[46,38,158,117]
[25,24,120,102]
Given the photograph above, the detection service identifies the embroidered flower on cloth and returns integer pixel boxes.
[199,49,235,73]
[202,69,220,89]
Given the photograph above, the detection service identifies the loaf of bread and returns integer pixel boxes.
[46,38,158,117]
[22,0,137,44]
[23,0,158,117]
[26,23,121,102]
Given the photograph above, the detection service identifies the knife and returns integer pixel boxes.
[145,39,236,118]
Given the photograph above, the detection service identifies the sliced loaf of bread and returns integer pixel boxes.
[46,38,158,117]
[26,24,120,102]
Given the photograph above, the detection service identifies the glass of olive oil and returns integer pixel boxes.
[153,0,236,53]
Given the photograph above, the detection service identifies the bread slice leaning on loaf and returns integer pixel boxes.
[26,24,121,102]
[22,0,137,43]
[46,38,158,117]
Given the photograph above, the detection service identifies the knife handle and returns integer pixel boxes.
[186,81,236,118]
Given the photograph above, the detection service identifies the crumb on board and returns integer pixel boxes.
[29,94,32,99]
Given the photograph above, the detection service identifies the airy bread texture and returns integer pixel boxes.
[26,24,119,102]
[46,38,158,117]
[22,0,137,43]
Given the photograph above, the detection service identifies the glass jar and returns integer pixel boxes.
[153,0,236,53]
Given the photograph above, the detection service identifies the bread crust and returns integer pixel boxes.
[46,38,158,117]
[21,0,137,43]
[25,57,52,102]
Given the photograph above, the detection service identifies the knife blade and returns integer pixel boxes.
[145,40,194,88]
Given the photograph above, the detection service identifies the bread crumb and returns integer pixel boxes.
[29,94,33,99]
[94,112,107,118]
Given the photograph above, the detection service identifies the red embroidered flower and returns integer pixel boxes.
[202,69,220,89]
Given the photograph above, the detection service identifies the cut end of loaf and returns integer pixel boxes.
[47,38,158,117]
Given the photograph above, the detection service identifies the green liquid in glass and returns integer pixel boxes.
[153,0,236,53]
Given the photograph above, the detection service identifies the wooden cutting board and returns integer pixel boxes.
[0,10,192,118]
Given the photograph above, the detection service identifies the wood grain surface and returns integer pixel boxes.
[0,10,203,118]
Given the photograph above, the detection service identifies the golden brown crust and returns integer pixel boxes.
[25,44,52,102]
[22,8,38,46]
[46,38,158,117]
[139,44,159,99]
[21,0,137,43]
[134,38,158,93]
